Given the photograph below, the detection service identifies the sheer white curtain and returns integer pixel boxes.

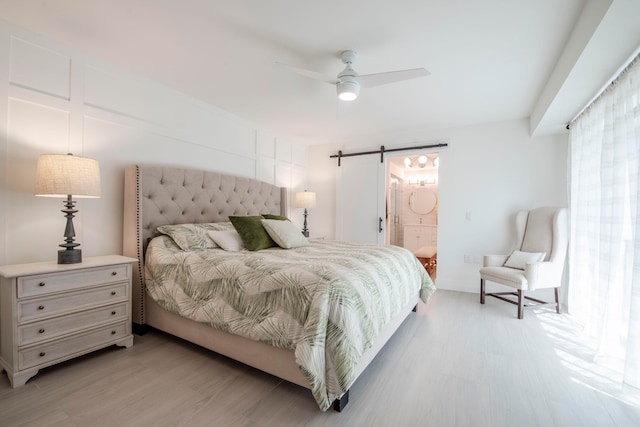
[568,53,640,388]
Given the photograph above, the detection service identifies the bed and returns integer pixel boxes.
[122,165,435,411]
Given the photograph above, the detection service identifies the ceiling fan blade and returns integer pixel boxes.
[359,68,430,88]
[275,61,338,85]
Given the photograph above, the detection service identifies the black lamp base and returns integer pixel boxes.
[301,208,310,238]
[58,249,82,264]
[57,195,82,264]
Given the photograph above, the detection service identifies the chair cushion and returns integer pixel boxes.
[504,250,546,269]
[479,266,528,290]
[414,246,437,258]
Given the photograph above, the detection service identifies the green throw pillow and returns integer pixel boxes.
[229,216,277,251]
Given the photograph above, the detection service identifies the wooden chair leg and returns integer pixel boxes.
[517,290,524,319]
[480,278,485,304]
[554,287,560,314]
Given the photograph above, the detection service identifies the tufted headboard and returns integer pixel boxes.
[123,165,287,325]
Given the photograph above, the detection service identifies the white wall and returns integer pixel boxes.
[0,20,309,266]
[309,118,568,293]
[0,19,568,296]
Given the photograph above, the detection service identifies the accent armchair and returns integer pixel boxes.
[479,207,568,319]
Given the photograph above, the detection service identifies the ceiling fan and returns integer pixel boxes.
[277,50,430,102]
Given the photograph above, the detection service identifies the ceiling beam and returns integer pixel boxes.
[529,0,612,135]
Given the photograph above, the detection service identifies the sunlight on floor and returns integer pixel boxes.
[539,312,640,408]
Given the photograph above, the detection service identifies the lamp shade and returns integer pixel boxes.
[35,154,101,198]
[295,191,316,209]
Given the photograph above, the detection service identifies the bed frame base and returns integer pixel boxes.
[134,319,351,412]
[132,323,150,336]
[333,390,350,412]
[139,294,419,411]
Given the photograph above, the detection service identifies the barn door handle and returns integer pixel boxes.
[379,217,383,233]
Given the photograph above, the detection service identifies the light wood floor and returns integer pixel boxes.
[2,290,640,426]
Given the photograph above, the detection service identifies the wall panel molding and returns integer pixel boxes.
[9,36,71,100]
[1,20,308,264]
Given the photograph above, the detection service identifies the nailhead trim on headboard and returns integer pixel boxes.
[134,166,145,324]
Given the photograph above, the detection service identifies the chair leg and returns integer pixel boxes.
[480,278,485,304]
[517,290,524,319]
[554,287,560,314]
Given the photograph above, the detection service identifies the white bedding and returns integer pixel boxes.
[144,236,435,410]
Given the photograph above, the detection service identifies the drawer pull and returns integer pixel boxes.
[111,330,116,335]
[111,291,116,296]
[39,328,45,334]
[39,352,46,357]
[111,311,116,315]
[38,305,45,310]
[111,271,117,276]
[39,282,46,287]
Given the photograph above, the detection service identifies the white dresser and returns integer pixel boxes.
[0,255,137,387]
[403,225,437,253]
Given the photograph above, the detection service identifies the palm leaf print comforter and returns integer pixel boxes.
[144,236,436,410]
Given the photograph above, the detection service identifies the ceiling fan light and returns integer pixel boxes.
[418,155,427,167]
[337,80,360,101]
[404,157,413,168]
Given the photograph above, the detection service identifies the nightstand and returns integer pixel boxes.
[0,255,137,387]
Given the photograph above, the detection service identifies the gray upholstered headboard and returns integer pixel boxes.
[123,165,287,324]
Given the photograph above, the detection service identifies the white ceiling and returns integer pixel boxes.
[1,0,639,146]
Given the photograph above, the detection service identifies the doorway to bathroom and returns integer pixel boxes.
[386,152,439,257]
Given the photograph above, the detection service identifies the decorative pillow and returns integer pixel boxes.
[261,219,310,249]
[156,224,218,251]
[207,230,245,252]
[504,250,546,269]
[203,221,235,231]
[262,214,290,221]
[229,216,277,251]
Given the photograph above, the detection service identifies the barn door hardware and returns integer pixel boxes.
[329,142,448,166]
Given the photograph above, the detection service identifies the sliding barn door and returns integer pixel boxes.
[336,155,386,244]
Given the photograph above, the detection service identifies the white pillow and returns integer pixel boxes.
[261,219,310,249]
[207,230,245,252]
[504,250,546,269]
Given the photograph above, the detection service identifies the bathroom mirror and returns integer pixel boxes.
[409,188,437,214]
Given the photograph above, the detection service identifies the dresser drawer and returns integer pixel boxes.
[18,303,128,346]
[0,255,135,388]
[18,264,130,298]
[18,283,128,322]
[19,322,129,370]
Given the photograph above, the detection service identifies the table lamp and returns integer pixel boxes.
[295,190,316,237]
[35,153,101,264]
